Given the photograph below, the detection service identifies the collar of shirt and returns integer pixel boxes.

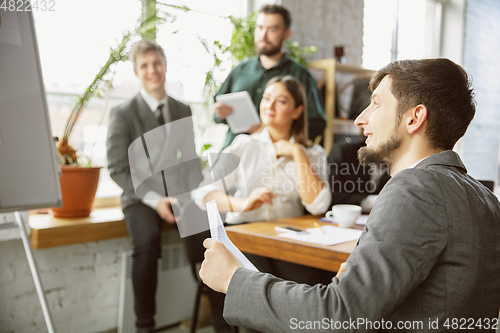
[255,53,290,71]
[140,88,168,113]
[408,156,430,169]
[251,127,295,168]
[251,126,296,144]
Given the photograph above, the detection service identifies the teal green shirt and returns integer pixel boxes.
[215,54,325,149]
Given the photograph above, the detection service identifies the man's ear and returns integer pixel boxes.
[405,104,427,135]
[284,28,291,40]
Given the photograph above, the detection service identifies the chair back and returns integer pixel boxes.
[478,180,495,192]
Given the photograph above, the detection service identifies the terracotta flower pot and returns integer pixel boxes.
[49,166,101,218]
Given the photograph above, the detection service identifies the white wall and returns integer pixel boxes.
[282,0,364,65]
[249,0,364,65]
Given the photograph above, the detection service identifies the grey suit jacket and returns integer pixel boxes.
[224,150,500,332]
[106,93,202,210]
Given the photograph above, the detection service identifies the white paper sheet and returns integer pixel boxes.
[277,225,362,246]
[205,200,258,271]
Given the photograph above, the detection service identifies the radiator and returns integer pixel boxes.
[118,241,197,333]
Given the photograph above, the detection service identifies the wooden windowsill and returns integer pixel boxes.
[29,206,175,249]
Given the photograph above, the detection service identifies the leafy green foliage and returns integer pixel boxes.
[226,12,258,63]
[141,0,158,40]
[285,41,318,67]
[200,144,212,171]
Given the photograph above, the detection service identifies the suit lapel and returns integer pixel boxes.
[134,94,160,132]
[167,96,183,123]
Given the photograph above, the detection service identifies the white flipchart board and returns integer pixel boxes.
[0,10,62,214]
[0,10,60,333]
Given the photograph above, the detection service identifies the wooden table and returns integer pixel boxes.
[225,215,361,272]
[29,207,175,249]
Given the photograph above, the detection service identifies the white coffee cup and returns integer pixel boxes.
[325,204,362,228]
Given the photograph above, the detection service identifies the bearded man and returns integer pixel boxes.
[214,4,326,149]
[200,58,500,333]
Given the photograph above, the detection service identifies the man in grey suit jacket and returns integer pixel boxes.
[199,58,500,332]
[107,40,205,332]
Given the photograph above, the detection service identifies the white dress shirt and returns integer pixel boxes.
[192,128,331,224]
[140,88,169,121]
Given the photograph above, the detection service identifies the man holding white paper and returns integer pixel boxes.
[214,4,325,150]
[206,200,258,271]
[199,59,500,332]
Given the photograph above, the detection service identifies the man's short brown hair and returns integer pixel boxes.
[370,58,476,150]
[130,40,166,70]
[260,4,291,30]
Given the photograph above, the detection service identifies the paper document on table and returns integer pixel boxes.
[206,201,258,271]
[278,225,362,246]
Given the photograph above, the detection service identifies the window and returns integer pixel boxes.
[363,0,443,69]
[33,0,244,199]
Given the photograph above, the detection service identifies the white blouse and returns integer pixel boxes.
[192,128,331,224]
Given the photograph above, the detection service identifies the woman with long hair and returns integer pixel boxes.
[193,75,331,222]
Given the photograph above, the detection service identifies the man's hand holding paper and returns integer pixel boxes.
[200,238,243,294]
[200,201,258,293]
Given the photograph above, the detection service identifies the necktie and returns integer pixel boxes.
[156,104,165,125]
[155,103,168,197]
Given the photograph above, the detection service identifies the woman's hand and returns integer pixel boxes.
[274,140,300,158]
[243,187,275,211]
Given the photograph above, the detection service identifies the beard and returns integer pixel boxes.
[256,40,283,56]
[358,133,401,171]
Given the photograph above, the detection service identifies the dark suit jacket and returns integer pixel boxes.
[223,150,500,332]
[106,93,202,210]
[328,141,390,206]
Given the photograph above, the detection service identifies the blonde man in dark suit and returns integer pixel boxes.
[107,40,204,333]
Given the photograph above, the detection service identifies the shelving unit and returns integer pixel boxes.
[308,58,376,153]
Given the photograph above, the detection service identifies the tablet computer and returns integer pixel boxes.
[215,91,261,134]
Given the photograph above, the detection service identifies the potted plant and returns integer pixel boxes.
[49,14,167,217]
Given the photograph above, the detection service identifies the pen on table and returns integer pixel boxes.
[275,226,302,233]
[313,222,325,234]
